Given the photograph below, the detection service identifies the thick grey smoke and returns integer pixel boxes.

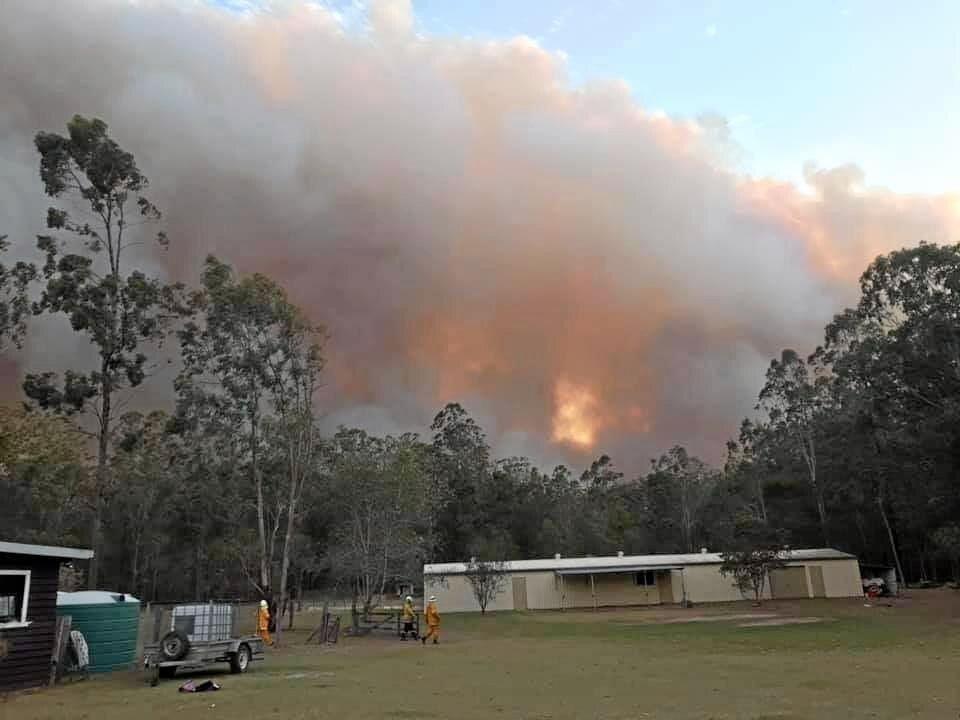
[1,0,957,470]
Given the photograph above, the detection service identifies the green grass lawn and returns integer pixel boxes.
[7,591,960,720]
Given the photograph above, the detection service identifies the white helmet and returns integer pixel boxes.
[429,596,437,602]
[405,595,413,602]
[260,599,268,608]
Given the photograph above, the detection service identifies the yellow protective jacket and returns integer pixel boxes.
[401,601,415,622]
[257,607,271,632]
[425,602,440,627]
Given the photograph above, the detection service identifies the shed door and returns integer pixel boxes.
[512,577,528,611]
[809,566,826,598]
[770,567,809,598]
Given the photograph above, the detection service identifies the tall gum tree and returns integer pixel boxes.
[23,116,184,587]
[177,255,325,629]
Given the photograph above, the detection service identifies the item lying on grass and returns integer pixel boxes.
[68,630,90,670]
[179,680,221,693]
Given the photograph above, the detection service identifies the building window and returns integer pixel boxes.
[0,570,31,628]
[634,570,656,587]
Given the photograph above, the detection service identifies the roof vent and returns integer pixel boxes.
[617,550,625,557]
[554,553,562,560]
[700,547,708,554]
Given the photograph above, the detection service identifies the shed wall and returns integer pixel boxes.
[818,558,863,597]
[680,563,773,603]
[0,554,60,692]
[523,571,562,610]
[770,566,810,598]
[423,575,514,613]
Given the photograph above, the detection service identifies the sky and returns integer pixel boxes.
[409,0,960,194]
[216,0,960,194]
[1,0,958,473]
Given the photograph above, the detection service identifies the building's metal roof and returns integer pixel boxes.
[0,540,94,560]
[424,548,855,576]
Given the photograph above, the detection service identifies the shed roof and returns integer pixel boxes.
[0,540,94,560]
[424,548,855,576]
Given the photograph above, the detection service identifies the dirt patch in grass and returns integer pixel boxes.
[739,616,827,627]
[660,612,779,624]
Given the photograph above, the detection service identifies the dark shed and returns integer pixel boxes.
[0,541,94,692]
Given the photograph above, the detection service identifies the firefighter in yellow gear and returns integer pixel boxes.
[400,596,417,640]
[421,596,440,645]
[257,600,274,646]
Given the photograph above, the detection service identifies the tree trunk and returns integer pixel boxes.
[130,525,141,594]
[815,487,829,546]
[87,493,101,588]
[273,592,284,647]
[877,495,906,591]
[680,481,693,553]
[351,588,360,633]
[801,430,829,546]
[251,412,270,596]
[755,473,768,525]
[854,509,869,558]
[89,380,111,590]
[194,541,203,600]
[276,463,300,646]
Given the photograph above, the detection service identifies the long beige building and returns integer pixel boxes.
[423,548,862,613]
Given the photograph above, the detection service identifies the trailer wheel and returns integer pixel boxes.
[159,630,191,661]
[158,666,177,679]
[230,643,251,674]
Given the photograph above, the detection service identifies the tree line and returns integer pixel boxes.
[2,116,959,620]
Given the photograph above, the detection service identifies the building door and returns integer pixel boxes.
[770,567,809,598]
[809,566,826,598]
[512,577,528,611]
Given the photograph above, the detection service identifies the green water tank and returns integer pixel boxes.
[57,591,140,673]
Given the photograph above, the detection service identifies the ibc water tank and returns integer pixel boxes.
[56,591,140,673]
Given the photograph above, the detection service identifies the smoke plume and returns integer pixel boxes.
[1,0,957,470]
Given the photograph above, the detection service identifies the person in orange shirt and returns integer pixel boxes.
[421,596,440,645]
[257,600,274,646]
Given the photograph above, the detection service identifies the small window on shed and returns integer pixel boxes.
[634,570,655,587]
[0,571,31,628]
